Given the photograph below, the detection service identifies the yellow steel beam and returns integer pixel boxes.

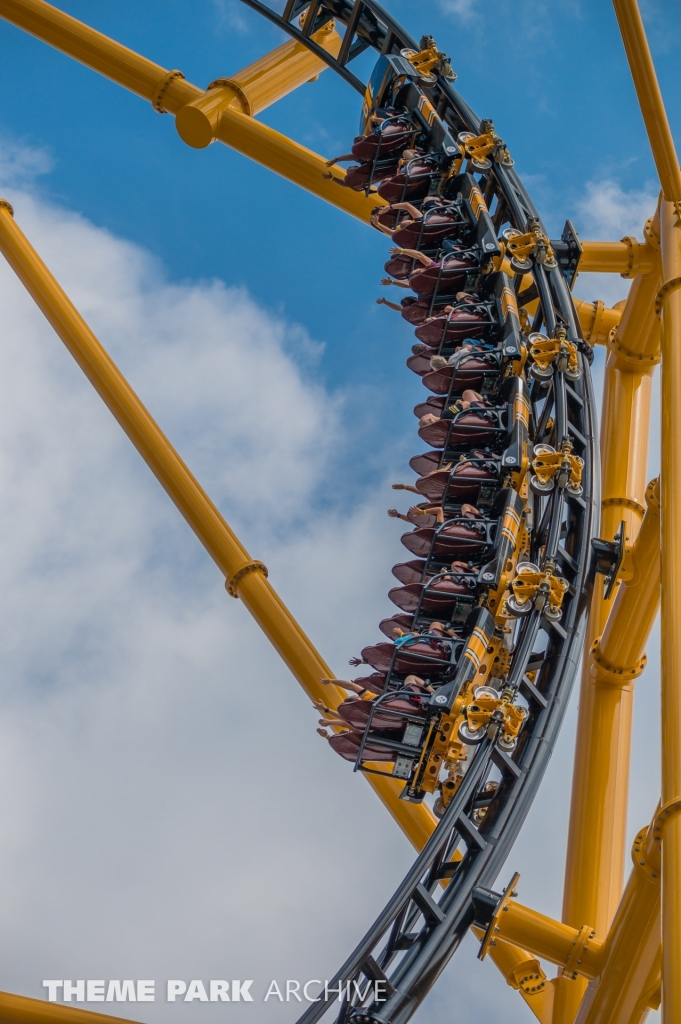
[0,199,435,851]
[0,0,338,116]
[659,196,681,1024]
[575,808,661,1024]
[592,478,660,678]
[579,239,656,276]
[556,473,660,1022]
[0,993,141,1024]
[573,298,623,346]
[471,927,554,1024]
[0,0,385,222]
[492,902,603,981]
[612,0,681,206]
[181,21,341,122]
[175,20,341,147]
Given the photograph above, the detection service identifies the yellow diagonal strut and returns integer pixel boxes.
[0,0,386,222]
[0,990,143,1024]
[0,199,436,852]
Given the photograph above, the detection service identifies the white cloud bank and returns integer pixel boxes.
[0,153,662,1023]
[573,178,659,306]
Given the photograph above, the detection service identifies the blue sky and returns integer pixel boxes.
[1,0,679,396]
[0,2,677,1022]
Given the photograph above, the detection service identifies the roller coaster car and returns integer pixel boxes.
[414,268,524,354]
[402,487,523,569]
[379,613,413,638]
[361,633,462,675]
[419,374,529,456]
[401,513,491,560]
[409,248,481,297]
[416,452,501,504]
[351,115,415,161]
[421,348,501,394]
[351,672,387,695]
[388,569,478,618]
[414,301,492,346]
[418,405,500,448]
[343,156,400,191]
[401,296,451,325]
[391,557,479,585]
[392,206,468,249]
[353,608,499,790]
[377,155,442,202]
[338,691,427,732]
[360,54,460,161]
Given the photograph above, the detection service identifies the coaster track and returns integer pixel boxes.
[227,2,596,1020]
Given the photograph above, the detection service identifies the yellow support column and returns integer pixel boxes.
[573,806,663,1024]
[555,252,659,1022]
[0,199,435,852]
[609,4,681,1018]
[659,197,681,1024]
[575,808,661,1024]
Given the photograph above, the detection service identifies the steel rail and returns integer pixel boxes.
[219,17,597,1019]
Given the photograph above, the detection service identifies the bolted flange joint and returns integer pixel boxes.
[225,560,268,598]
[590,638,647,686]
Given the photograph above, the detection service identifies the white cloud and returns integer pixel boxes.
[438,0,476,22]
[571,179,659,306]
[0,179,423,1021]
[576,179,658,242]
[0,137,53,187]
[0,159,662,1024]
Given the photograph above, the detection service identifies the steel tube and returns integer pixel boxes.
[579,240,656,276]
[175,21,342,146]
[612,0,681,204]
[0,0,384,223]
[560,383,653,918]
[659,197,681,1024]
[471,927,554,1023]
[575,810,661,1024]
[573,298,623,347]
[556,203,660,1024]
[0,992,141,1024]
[0,200,436,851]
[494,902,603,979]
